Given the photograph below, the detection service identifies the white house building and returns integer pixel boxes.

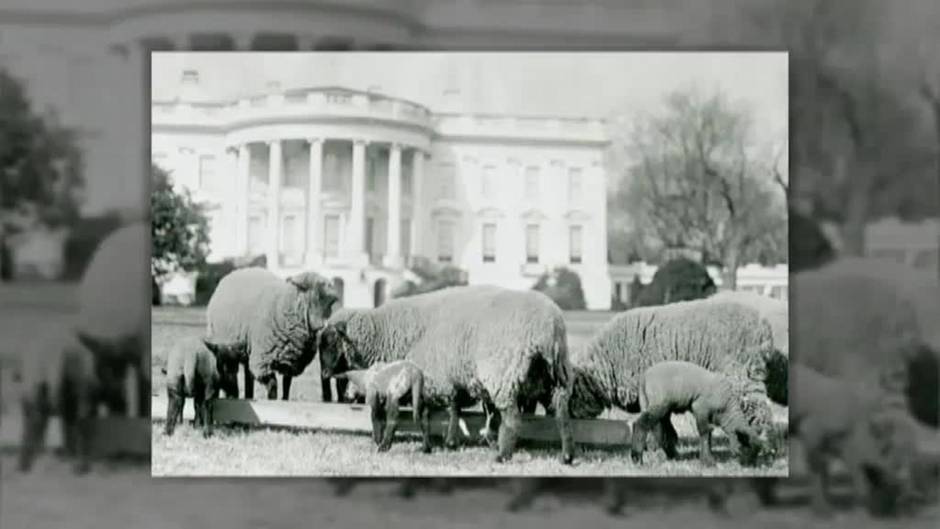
[152,71,612,309]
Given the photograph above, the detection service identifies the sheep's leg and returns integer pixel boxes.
[505,478,539,511]
[692,407,716,466]
[262,375,278,400]
[481,397,500,448]
[495,404,521,463]
[630,412,654,464]
[335,377,350,404]
[444,400,460,450]
[603,478,626,516]
[806,443,834,517]
[281,375,292,401]
[200,383,215,438]
[165,385,182,436]
[552,386,575,465]
[71,380,95,475]
[18,396,48,472]
[413,380,432,454]
[378,397,400,452]
[321,377,336,402]
[369,395,385,446]
[660,416,679,460]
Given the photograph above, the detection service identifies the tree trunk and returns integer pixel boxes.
[723,245,740,291]
[840,165,872,257]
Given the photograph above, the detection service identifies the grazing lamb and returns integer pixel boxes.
[161,337,239,437]
[317,284,575,464]
[630,361,772,466]
[202,267,339,401]
[338,360,432,453]
[757,363,919,517]
[18,328,99,474]
[567,298,776,439]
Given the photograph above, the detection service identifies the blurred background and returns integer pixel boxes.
[1,1,938,528]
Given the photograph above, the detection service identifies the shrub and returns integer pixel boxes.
[532,267,587,311]
[193,254,265,306]
[392,260,468,299]
[635,257,716,307]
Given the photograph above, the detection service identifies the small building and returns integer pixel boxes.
[609,261,789,306]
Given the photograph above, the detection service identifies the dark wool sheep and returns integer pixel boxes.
[317,284,575,464]
[338,360,432,453]
[18,328,99,474]
[758,364,920,517]
[203,267,339,401]
[161,336,239,437]
[568,298,776,421]
[630,361,772,466]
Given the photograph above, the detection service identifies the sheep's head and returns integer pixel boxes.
[213,356,240,398]
[287,272,341,327]
[316,321,360,378]
[75,330,137,400]
[568,367,609,419]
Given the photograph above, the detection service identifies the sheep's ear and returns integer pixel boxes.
[202,339,222,356]
[286,273,310,291]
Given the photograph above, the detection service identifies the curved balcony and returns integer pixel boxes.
[152,86,434,132]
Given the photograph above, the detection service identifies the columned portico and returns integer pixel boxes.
[237,143,251,254]
[411,149,425,258]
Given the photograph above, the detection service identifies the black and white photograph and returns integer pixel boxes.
[149,51,790,477]
[0,0,939,527]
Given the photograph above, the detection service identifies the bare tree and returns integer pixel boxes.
[622,87,786,289]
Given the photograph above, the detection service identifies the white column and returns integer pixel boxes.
[348,139,368,264]
[226,146,239,256]
[410,149,425,258]
[266,140,282,270]
[305,138,323,266]
[384,142,402,268]
[237,144,251,254]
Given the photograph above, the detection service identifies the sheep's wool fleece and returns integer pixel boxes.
[77,222,149,354]
[329,285,570,410]
[572,299,774,409]
[706,290,789,356]
[20,327,97,406]
[791,258,929,389]
[205,268,329,377]
[164,336,216,395]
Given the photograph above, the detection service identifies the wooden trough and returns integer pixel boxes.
[149,395,633,448]
[0,415,151,457]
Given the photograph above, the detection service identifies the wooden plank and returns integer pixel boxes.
[150,395,632,447]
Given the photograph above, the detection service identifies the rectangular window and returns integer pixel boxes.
[525,224,539,264]
[248,214,264,253]
[524,166,539,200]
[198,155,215,190]
[568,167,582,203]
[400,219,412,257]
[569,225,583,264]
[481,165,495,199]
[482,223,496,263]
[323,214,340,258]
[437,220,454,263]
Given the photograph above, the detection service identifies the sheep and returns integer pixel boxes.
[630,360,772,466]
[18,327,99,474]
[202,267,339,401]
[337,360,432,453]
[316,284,575,464]
[567,298,777,431]
[161,336,239,437]
[756,363,920,517]
[792,258,937,424]
[74,221,150,416]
